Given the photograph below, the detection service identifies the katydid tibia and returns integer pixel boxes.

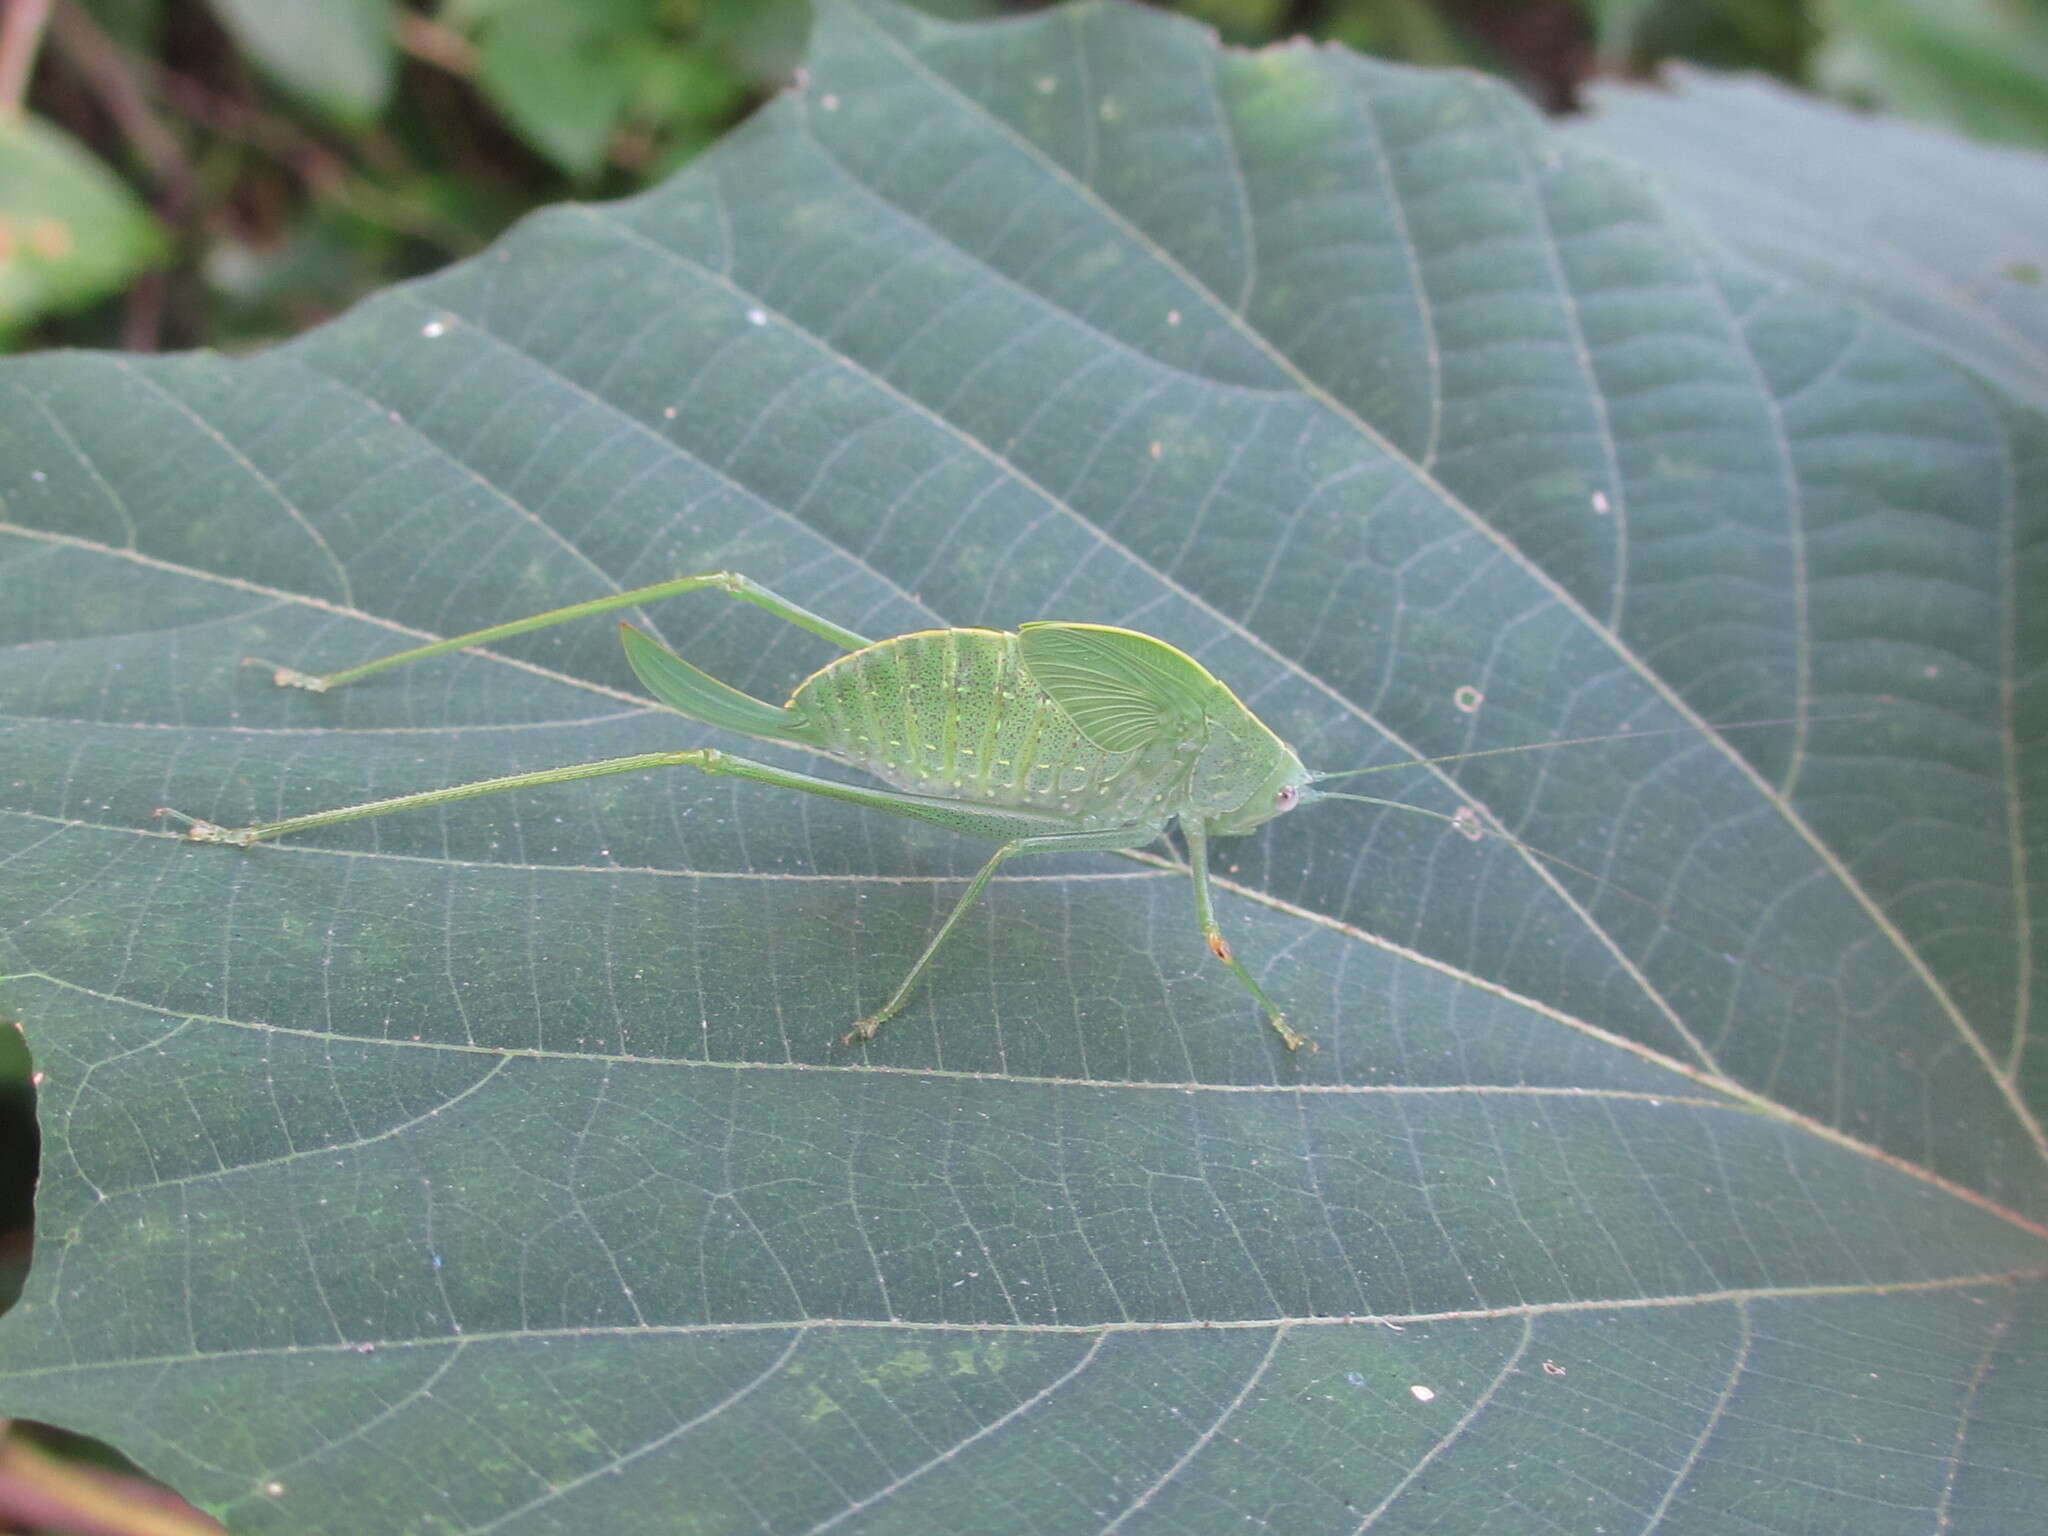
[160,571,1744,1053]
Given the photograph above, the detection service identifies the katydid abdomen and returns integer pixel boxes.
[789,627,1190,831]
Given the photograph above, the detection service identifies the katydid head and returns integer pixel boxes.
[1204,742,1315,836]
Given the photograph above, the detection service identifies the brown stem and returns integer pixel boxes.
[144,63,477,252]
[395,10,477,78]
[0,0,56,123]
[0,1427,225,1536]
[47,1,192,212]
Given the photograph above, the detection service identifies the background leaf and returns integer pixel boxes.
[3,1,2045,1530]
[0,116,165,334]
[202,0,397,126]
[1815,0,2048,150]
[471,0,646,180]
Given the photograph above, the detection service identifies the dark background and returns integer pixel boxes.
[12,0,2047,362]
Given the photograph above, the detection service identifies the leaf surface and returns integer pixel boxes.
[2,3,2044,1530]
[1571,64,2048,409]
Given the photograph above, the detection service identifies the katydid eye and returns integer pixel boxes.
[1276,785,1299,810]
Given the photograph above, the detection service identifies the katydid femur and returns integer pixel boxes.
[162,572,1625,1051]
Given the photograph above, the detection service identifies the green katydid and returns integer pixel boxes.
[161,570,1741,1052]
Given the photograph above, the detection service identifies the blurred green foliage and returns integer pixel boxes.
[6,0,2048,367]
[207,0,398,122]
[1815,0,2048,148]
[0,113,166,340]
[1585,0,1812,76]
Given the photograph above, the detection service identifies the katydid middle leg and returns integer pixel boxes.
[842,824,1164,1046]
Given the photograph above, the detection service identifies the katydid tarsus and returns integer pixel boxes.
[161,571,1774,1053]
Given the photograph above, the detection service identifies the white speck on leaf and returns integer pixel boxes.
[1409,1384,1436,1403]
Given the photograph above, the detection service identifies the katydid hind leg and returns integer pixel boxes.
[163,750,719,846]
[267,570,872,694]
[1184,824,1312,1053]
[170,746,1112,850]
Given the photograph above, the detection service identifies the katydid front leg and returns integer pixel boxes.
[1184,824,1311,1052]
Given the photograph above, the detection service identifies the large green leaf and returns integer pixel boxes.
[3,2,2044,1530]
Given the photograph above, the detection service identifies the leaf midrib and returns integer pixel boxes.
[4,1270,2040,1383]
[16,961,2048,1242]
[8,971,1726,1102]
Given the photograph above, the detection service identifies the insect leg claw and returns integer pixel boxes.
[840,1018,882,1047]
[155,807,255,846]
[1272,1017,1314,1054]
